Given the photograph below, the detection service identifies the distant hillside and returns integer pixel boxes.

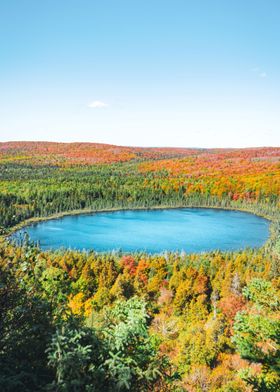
[0,141,279,166]
[0,141,203,165]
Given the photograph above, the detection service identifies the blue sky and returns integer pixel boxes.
[0,0,279,147]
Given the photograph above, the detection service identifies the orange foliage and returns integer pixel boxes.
[0,141,200,166]
[139,147,280,201]
[219,294,246,324]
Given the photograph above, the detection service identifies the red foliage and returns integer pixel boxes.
[219,294,246,323]
[0,141,201,166]
[120,255,137,276]
[139,147,280,201]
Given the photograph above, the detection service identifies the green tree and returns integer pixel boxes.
[97,297,167,391]
[233,279,280,391]
[0,264,53,392]
[47,319,105,391]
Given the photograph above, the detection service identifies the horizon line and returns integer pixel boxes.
[0,140,279,150]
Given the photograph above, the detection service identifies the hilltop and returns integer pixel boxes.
[0,141,279,166]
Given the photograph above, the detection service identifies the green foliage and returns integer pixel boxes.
[97,297,165,391]
[233,279,280,391]
[40,266,69,305]
[242,278,279,309]
[0,263,54,391]
[1,160,279,230]
[47,320,104,391]
[46,298,166,392]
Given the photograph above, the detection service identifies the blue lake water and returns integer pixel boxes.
[14,208,270,254]
[15,208,269,253]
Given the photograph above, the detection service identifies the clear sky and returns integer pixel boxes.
[0,0,279,147]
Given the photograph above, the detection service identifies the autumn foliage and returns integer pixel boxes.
[0,141,279,391]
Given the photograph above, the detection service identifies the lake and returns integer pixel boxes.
[13,208,270,254]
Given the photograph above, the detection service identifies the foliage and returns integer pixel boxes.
[0,145,279,230]
[95,297,166,391]
[46,319,104,391]
[39,298,166,391]
[233,279,280,391]
[0,260,54,391]
[0,143,279,391]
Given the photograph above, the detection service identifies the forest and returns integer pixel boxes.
[0,142,279,391]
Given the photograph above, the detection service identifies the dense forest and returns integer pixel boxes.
[0,142,279,391]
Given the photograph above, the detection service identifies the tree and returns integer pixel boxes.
[47,319,105,391]
[233,278,280,391]
[96,297,167,391]
[0,264,53,391]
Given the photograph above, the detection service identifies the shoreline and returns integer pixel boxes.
[4,204,276,252]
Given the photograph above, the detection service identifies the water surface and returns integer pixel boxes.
[14,208,270,253]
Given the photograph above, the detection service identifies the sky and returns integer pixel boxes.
[0,0,279,148]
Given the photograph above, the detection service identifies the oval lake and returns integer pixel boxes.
[13,208,270,254]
